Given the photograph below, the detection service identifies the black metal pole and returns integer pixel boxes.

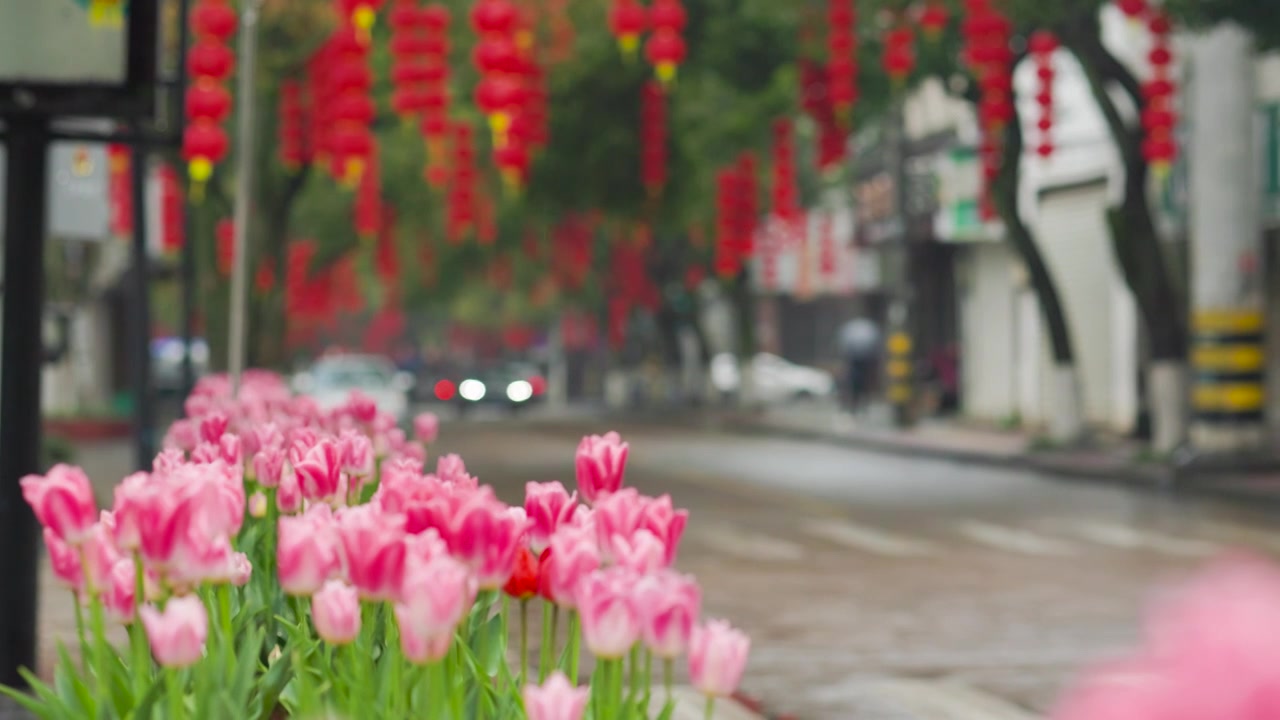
[130,148,155,469]
[176,0,196,399]
[0,115,49,688]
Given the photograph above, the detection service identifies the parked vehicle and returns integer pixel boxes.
[709,352,837,404]
[427,360,547,416]
[292,354,415,423]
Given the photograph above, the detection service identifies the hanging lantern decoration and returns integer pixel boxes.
[307,45,334,171]
[419,4,452,186]
[961,0,1013,219]
[714,169,741,279]
[826,0,857,128]
[216,218,235,276]
[645,0,686,86]
[1142,11,1177,177]
[354,145,382,241]
[255,259,276,295]
[183,0,236,200]
[447,122,477,244]
[918,2,949,42]
[160,163,185,256]
[818,209,837,279]
[108,144,132,237]
[472,0,525,153]
[375,204,401,286]
[336,0,385,45]
[330,27,376,187]
[1115,0,1147,20]
[607,0,648,58]
[771,118,800,227]
[390,0,432,120]
[881,26,915,87]
[1029,31,1057,159]
[734,152,758,260]
[640,80,667,195]
[278,80,309,169]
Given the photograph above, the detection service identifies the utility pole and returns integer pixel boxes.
[884,97,915,428]
[130,147,155,467]
[1187,23,1264,452]
[227,0,265,391]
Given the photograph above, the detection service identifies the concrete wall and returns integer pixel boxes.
[957,243,1020,422]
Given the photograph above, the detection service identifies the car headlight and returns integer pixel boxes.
[506,380,533,403]
[458,379,486,401]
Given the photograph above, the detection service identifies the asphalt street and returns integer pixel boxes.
[432,416,1280,719]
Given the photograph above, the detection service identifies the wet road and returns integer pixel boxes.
[435,416,1280,720]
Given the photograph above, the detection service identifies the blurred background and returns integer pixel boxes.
[6,0,1280,717]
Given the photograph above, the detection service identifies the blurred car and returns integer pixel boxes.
[428,360,547,415]
[152,337,210,396]
[291,354,416,423]
[710,352,836,404]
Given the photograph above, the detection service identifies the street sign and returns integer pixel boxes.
[0,0,157,117]
[48,143,111,241]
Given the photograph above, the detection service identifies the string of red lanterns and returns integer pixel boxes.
[961,0,1013,220]
[183,0,236,200]
[645,0,687,86]
[918,1,949,42]
[327,25,376,187]
[826,0,858,129]
[881,24,916,86]
[607,0,647,58]
[771,118,800,227]
[1142,10,1177,175]
[641,80,667,196]
[1029,30,1058,160]
[389,0,432,121]
[336,0,384,45]
[354,145,382,241]
[446,122,478,243]
[419,4,453,189]
[160,163,185,255]
[277,80,310,170]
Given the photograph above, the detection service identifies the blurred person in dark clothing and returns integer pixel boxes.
[838,317,881,411]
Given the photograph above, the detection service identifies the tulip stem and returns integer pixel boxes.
[539,601,554,683]
[641,650,653,716]
[166,667,184,720]
[664,658,674,704]
[627,646,640,706]
[704,696,716,720]
[72,593,87,673]
[519,599,529,685]
[428,660,445,720]
[131,556,149,696]
[566,610,581,682]
[89,598,108,711]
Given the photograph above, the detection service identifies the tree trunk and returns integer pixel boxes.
[991,98,1085,443]
[729,270,758,409]
[1063,14,1188,451]
[250,166,311,370]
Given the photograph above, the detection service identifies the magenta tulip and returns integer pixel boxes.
[395,556,476,663]
[44,527,83,594]
[336,504,407,601]
[636,570,701,658]
[638,494,688,566]
[21,464,98,545]
[525,481,578,554]
[278,505,341,595]
[611,529,666,575]
[575,432,628,504]
[414,412,440,444]
[103,558,137,624]
[294,439,344,504]
[252,446,286,488]
[541,523,600,607]
[577,567,642,658]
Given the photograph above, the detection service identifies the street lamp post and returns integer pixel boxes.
[226,0,265,391]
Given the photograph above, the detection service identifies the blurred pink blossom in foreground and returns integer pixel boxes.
[1053,553,1280,720]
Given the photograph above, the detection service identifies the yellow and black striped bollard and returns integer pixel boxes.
[1191,309,1265,426]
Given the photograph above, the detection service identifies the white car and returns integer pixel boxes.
[292,355,415,423]
[710,352,836,404]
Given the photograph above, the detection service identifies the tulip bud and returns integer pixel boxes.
[21,464,98,545]
[140,596,208,668]
[523,672,589,720]
[312,580,361,645]
[574,432,628,504]
[688,619,750,698]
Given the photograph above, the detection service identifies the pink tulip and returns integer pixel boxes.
[249,491,268,518]
[111,472,152,551]
[575,432,628,504]
[152,449,185,474]
[593,488,646,557]
[287,427,320,468]
[198,412,229,444]
[576,567,642,658]
[414,412,440,444]
[44,527,83,594]
[252,446,286,488]
[688,620,750,698]
[638,495,688,566]
[611,529,666,575]
[230,552,252,586]
[276,466,302,514]
[525,481,578,554]
[294,439,344,504]
[103,558,138,624]
[523,672,589,720]
[163,419,199,451]
[635,570,701,658]
[82,514,123,595]
[541,524,600,608]
[395,555,476,663]
[21,464,98,545]
[336,504,407,601]
[446,493,529,589]
[343,391,379,424]
[165,532,238,588]
[277,505,341,596]
[140,596,208,668]
[395,442,428,465]
[339,429,374,481]
[436,454,469,484]
[311,580,361,645]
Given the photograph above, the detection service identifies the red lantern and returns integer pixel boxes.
[650,0,686,34]
[182,121,228,183]
[191,0,236,41]
[184,0,236,190]
[734,152,758,257]
[216,218,234,276]
[108,145,132,236]
[644,28,686,86]
[1029,31,1056,160]
[1143,10,1177,174]
[472,0,519,35]
[771,118,800,225]
[159,164,184,255]
[882,26,915,85]
[495,141,530,189]
[918,2,948,41]
[641,80,666,193]
[1115,0,1147,19]
[608,0,648,56]
[336,0,385,43]
[715,168,741,278]
[826,0,858,126]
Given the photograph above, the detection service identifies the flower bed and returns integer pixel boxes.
[7,370,749,720]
